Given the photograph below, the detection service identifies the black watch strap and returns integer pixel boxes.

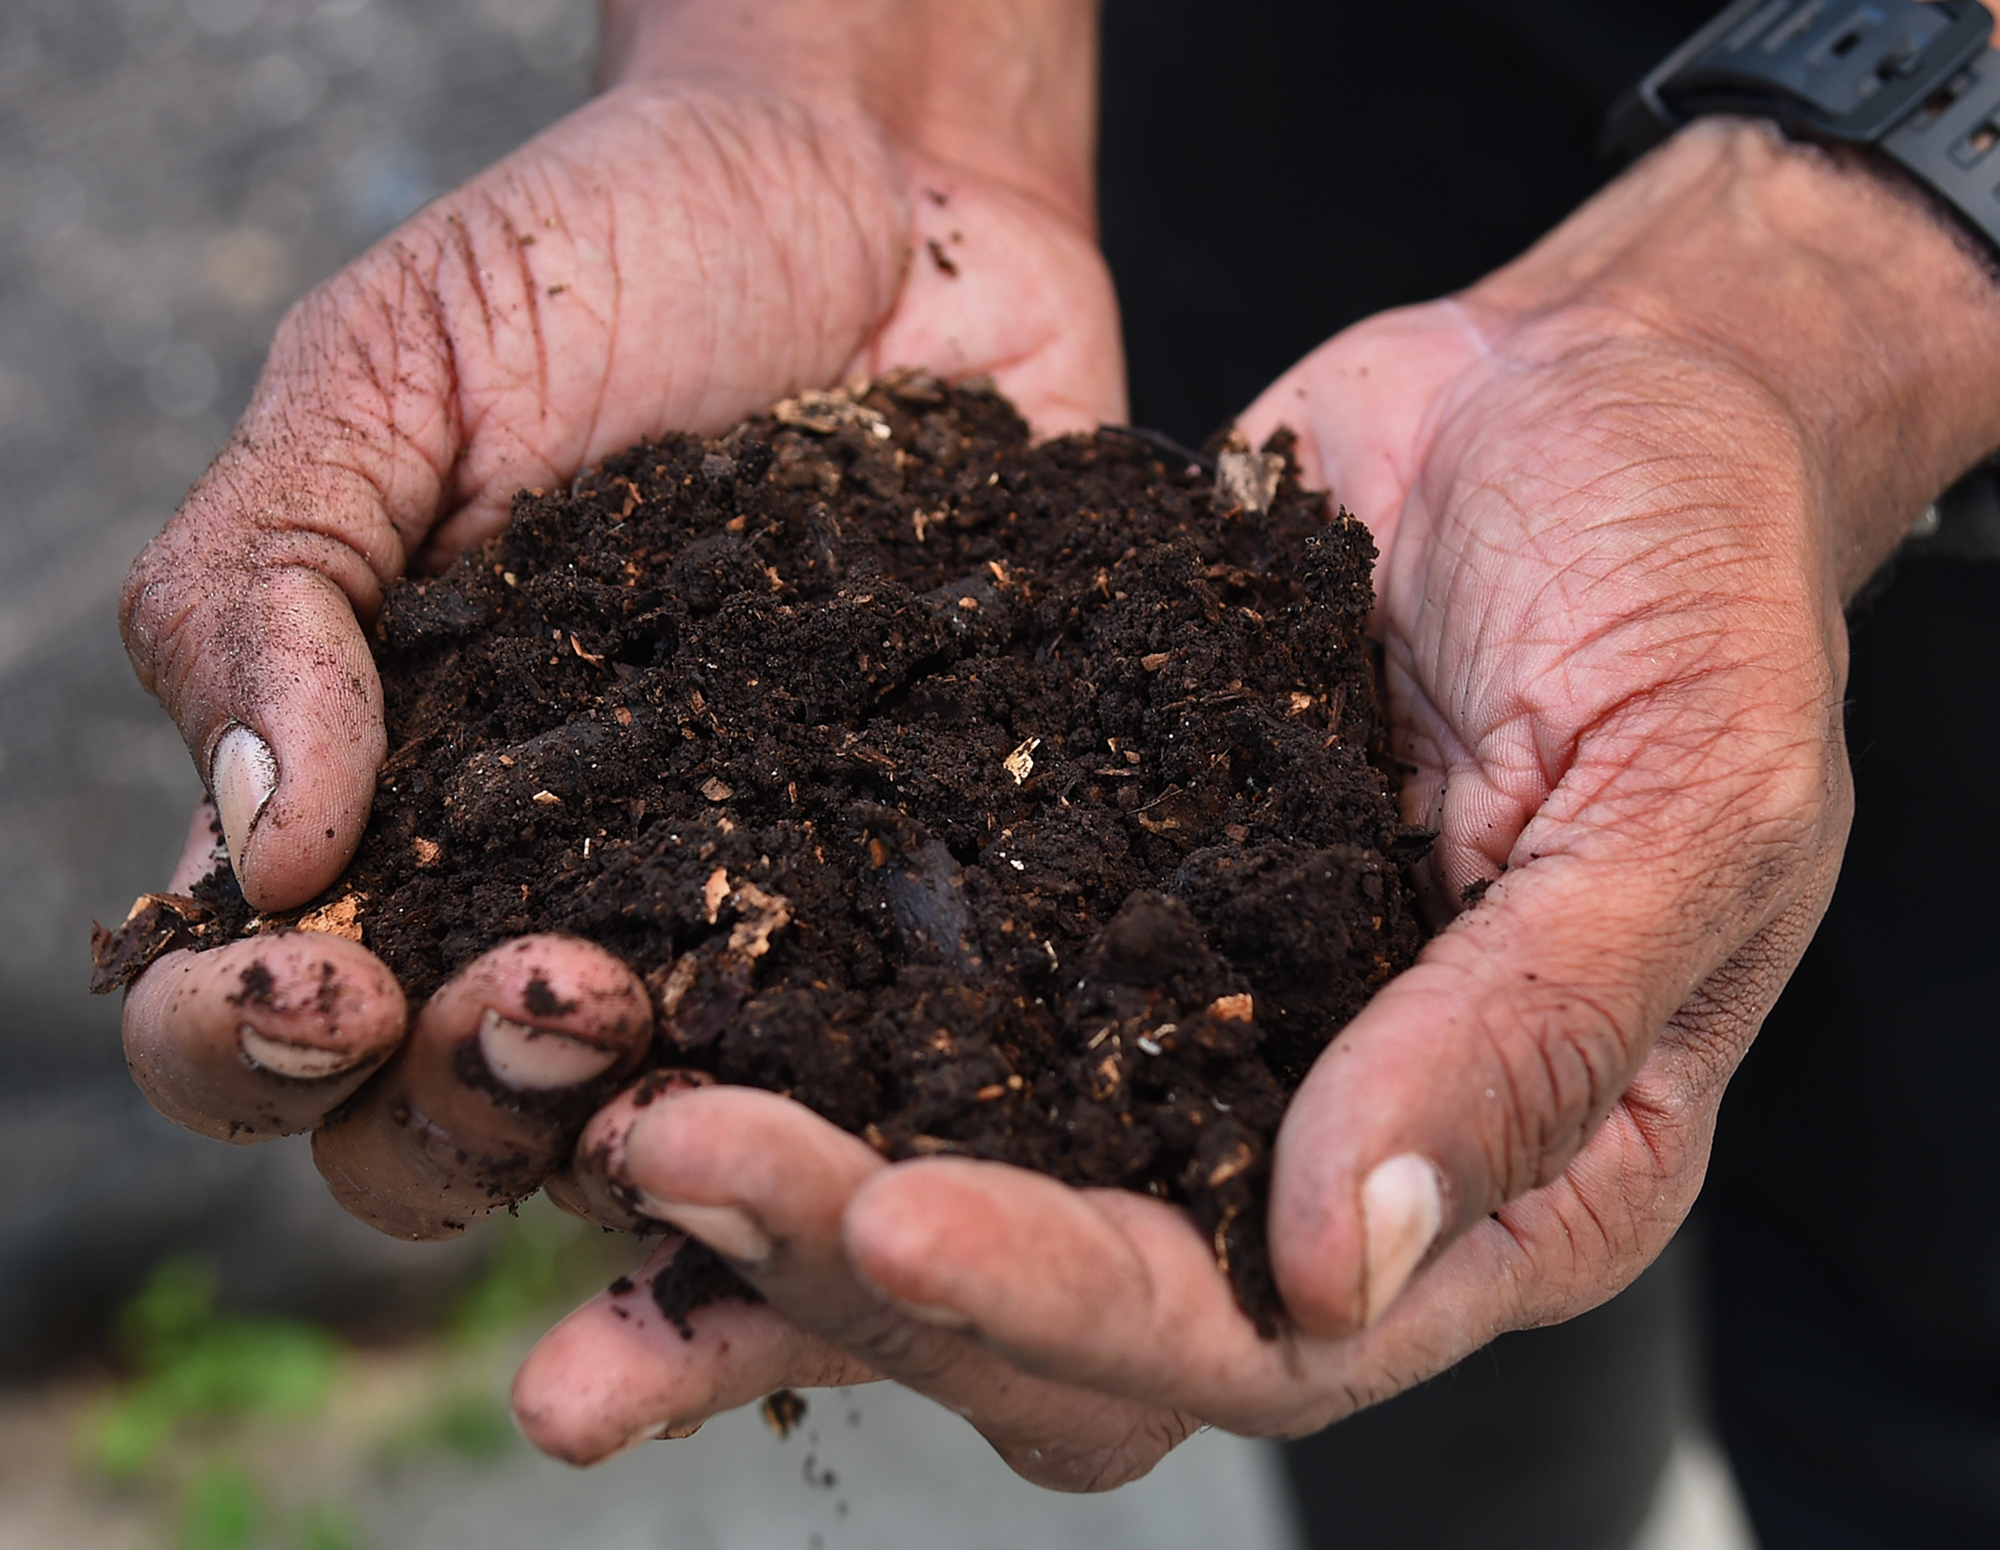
[1606,0,2000,255]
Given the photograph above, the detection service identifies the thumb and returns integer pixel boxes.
[1267,734,1844,1337]
[121,468,397,913]
[120,275,444,911]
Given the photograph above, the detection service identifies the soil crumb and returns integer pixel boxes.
[761,1389,808,1438]
[654,1237,766,1339]
[99,375,1429,1332]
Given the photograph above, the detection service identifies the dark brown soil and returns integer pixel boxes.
[99,374,1429,1332]
[653,1238,765,1339]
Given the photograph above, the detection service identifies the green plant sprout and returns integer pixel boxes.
[76,1195,645,1547]
[176,1462,263,1550]
[84,1257,337,1480]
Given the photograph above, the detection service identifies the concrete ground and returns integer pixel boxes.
[0,1,1759,1544]
[0,1319,1747,1550]
[0,0,600,1367]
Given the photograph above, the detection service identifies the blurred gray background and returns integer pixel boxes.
[0,0,604,1374]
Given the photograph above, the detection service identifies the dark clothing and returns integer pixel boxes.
[1279,1234,1693,1550]
[1100,0,1716,448]
[1706,558,2000,1546]
[1098,3,2000,1545]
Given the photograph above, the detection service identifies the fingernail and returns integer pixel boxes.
[478,1007,620,1090]
[888,1297,976,1332]
[633,1195,774,1265]
[596,1419,691,1462]
[211,724,277,876]
[849,1259,976,1330]
[238,1023,362,1080]
[1360,1153,1445,1328]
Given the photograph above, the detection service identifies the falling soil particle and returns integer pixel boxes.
[761,1389,808,1438]
[98,374,1430,1333]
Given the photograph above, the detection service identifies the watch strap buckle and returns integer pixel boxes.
[1604,0,1994,158]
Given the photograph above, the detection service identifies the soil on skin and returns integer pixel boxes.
[97,375,1429,1332]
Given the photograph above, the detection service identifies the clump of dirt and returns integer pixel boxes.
[653,1239,765,1340]
[99,375,1428,1332]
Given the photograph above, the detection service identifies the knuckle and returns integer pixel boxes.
[1480,985,1634,1201]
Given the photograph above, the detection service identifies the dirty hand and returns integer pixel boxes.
[123,0,1117,915]
[509,120,2000,1480]
[115,0,1139,1437]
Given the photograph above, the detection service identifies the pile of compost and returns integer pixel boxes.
[100,375,1429,1330]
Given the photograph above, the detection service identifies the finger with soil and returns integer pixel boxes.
[122,523,388,911]
[610,1084,1199,1489]
[843,1158,1335,1435]
[512,1234,878,1466]
[543,1067,716,1231]
[312,935,650,1239]
[122,931,408,1143]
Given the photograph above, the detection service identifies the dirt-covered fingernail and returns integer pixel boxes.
[1360,1153,1444,1327]
[237,1023,367,1080]
[545,1070,717,1231]
[211,724,276,875]
[633,1196,773,1265]
[477,1007,621,1090]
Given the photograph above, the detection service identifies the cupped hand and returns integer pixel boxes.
[123,65,1118,913]
[511,122,2000,1477]
[116,16,1120,1275]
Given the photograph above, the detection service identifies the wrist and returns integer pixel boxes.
[1464,118,2000,595]
[599,0,1099,235]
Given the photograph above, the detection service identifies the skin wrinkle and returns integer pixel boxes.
[446,212,499,349]
[686,100,791,404]
[1485,887,1820,1315]
[1541,1016,1621,1168]
[485,195,589,461]
[1440,898,1681,1105]
[512,197,553,417]
[349,249,462,541]
[345,257,430,492]
[1486,1027,1533,1214]
[765,106,842,387]
[1553,1106,1698,1263]
[1547,1178,1611,1283]
[404,220,533,481]
[1597,1102,1681,1217]
[1518,514,1785,633]
[664,104,731,431]
[577,166,621,459]
[1514,671,1759,823]
[1396,624,1820,897]
[281,357,440,570]
[799,103,908,395]
[1488,999,1606,1201]
[474,195,540,399]
[1536,653,1821,828]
